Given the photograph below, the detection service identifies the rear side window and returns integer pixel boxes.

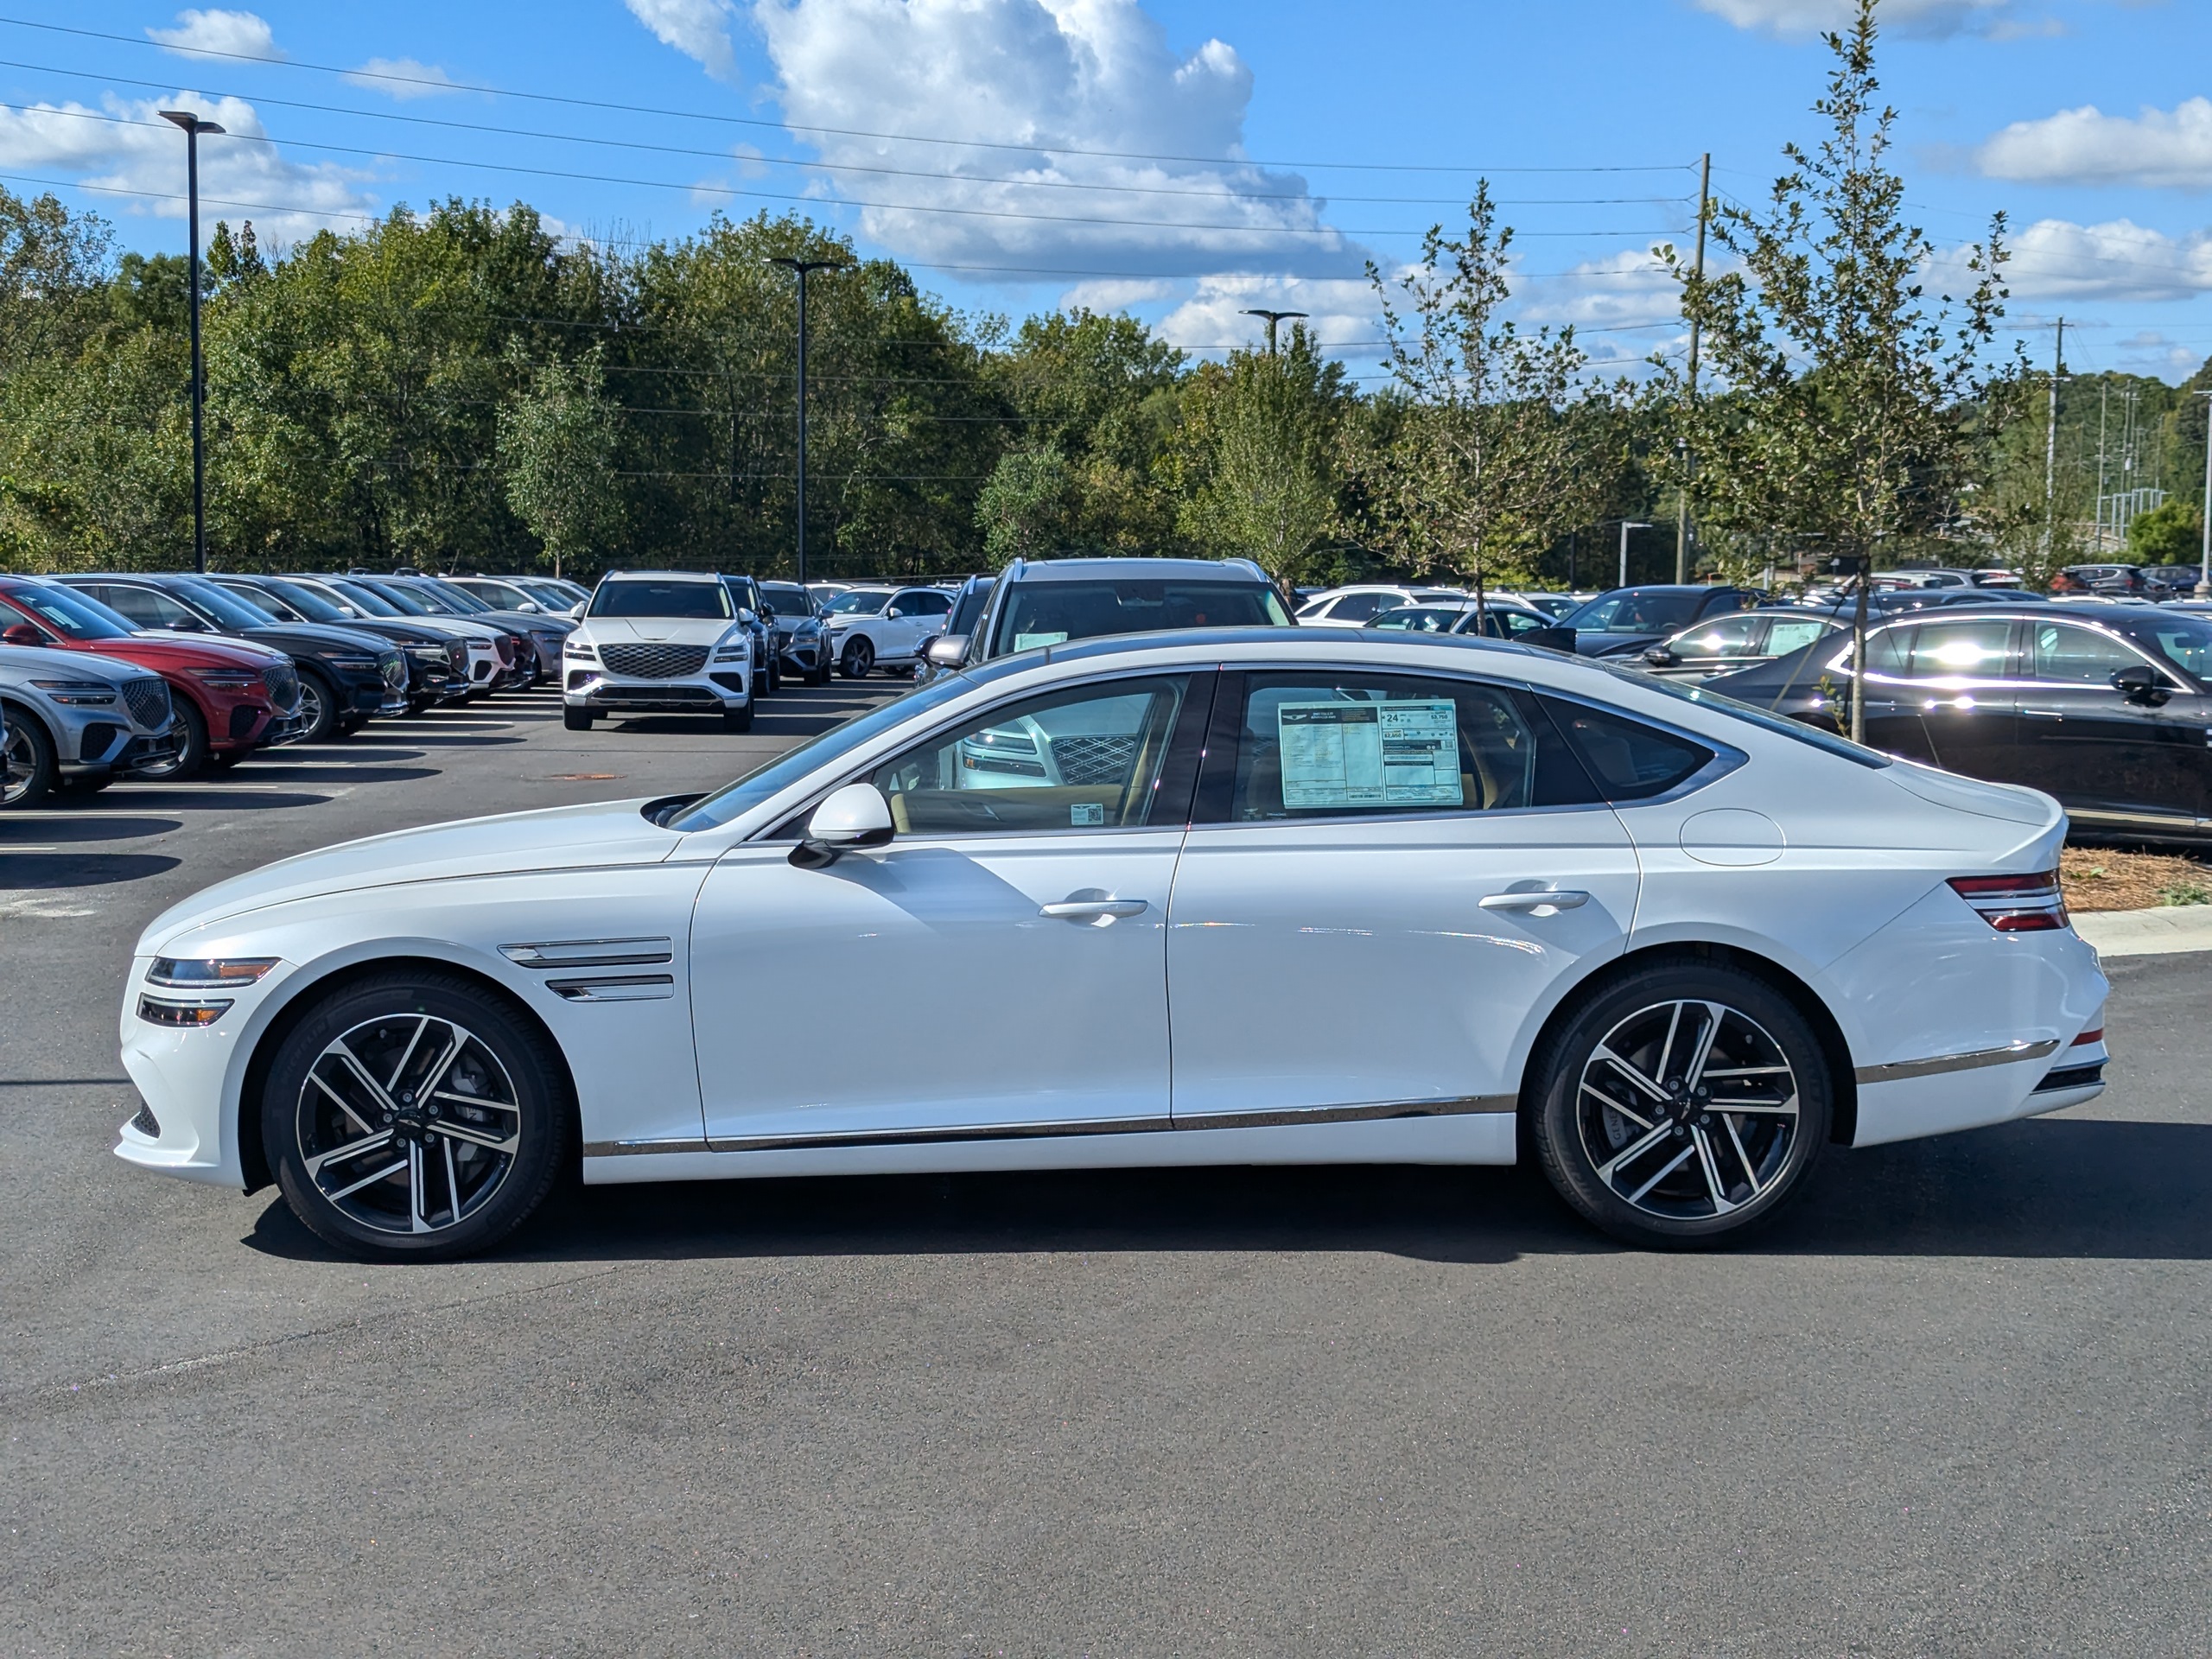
[1537,699,1713,802]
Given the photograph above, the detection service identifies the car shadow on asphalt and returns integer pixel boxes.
[238,1116,2212,1267]
[0,850,181,887]
[0,816,179,842]
[99,788,332,811]
[224,765,441,785]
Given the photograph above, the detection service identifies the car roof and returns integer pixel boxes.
[599,569,722,583]
[1000,556,1270,584]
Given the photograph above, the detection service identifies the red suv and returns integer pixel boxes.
[0,577,297,777]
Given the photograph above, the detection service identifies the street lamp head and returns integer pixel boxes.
[160,110,224,135]
[769,256,851,275]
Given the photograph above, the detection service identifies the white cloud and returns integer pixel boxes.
[2113,330,2205,380]
[1977,98,2212,189]
[626,0,741,80]
[342,58,464,100]
[1937,217,2212,302]
[1153,274,1382,353]
[0,92,375,243]
[738,0,1365,280]
[146,9,283,60]
[1693,0,2041,37]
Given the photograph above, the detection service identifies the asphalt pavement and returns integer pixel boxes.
[3,682,2208,1656]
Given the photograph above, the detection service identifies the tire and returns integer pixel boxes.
[810,661,833,686]
[721,702,754,733]
[336,715,365,738]
[1529,959,1830,1249]
[292,667,340,744]
[563,707,594,731]
[133,698,207,782]
[59,772,116,795]
[261,969,572,1262]
[766,660,783,695]
[1,706,57,808]
[840,637,874,678]
[204,748,248,772]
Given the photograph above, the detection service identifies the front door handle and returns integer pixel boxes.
[1040,898,1149,922]
[1479,889,1592,913]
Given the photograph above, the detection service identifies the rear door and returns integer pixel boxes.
[1897,614,2024,785]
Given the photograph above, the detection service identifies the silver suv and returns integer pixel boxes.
[935,556,1292,669]
[0,644,181,806]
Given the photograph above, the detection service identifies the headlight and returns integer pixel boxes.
[564,640,598,661]
[29,678,117,705]
[322,654,378,671]
[147,957,278,989]
[190,669,259,689]
[712,642,751,662]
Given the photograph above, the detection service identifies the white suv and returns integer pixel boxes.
[823,586,953,677]
[562,571,753,732]
[1296,583,1470,627]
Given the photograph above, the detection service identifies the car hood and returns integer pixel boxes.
[0,643,152,686]
[241,622,400,656]
[474,607,572,634]
[73,634,288,671]
[137,797,683,950]
[1576,631,1669,657]
[582,617,735,645]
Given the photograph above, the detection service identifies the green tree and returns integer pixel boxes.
[2126,497,2205,565]
[975,442,1075,565]
[1367,181,1595,613]
[497,346,624,578]
[1659,0,2017,732]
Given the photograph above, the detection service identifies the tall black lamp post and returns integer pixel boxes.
[1239,308,1307,355]
[161,109,224,573]
[768,256,849,587]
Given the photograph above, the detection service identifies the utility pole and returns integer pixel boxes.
[2042,316,2064,563]
[161,110,224,573]
[1239,308,1306,355]
[1675,151,1710,585]
[769,255,848,587]
[1618,519,1651,589]
[2094,382,2108,550]
[2196,390,2211,599]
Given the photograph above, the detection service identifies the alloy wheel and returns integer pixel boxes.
[295,1013,524,1236]
[3,723,41,804]
[1574,999,1801,1222]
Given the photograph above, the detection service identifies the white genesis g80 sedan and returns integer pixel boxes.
[115,629,2108,1260]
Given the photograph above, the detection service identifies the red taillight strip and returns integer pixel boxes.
[1948,870,2069,932]
[2071,1027,2104,1046]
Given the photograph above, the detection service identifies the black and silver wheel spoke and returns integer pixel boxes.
[1577,998,1800,1222]
[297,1012,522,1236]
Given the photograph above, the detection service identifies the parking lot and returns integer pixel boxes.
[4,678,2210,1656]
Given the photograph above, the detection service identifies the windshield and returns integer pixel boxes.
[353,580,435,617]
[826,589,893,615]
[760,582,811,615]
[1592,658,1892,769]
[514,581,575,608]
[220,579,311,622]
[322,578,403,618]
[987,578,1290,657]
[2,580,138,639]
[589,578,733,620]
[171,576,277,629]
[1564,591,1714,633]
[421,581,493,614]
[669,674,976,831]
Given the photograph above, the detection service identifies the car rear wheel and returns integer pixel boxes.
[293,667,339,744]
[263,970,571,1262]
[1,707,57,807]
[133,699,207,781]
[1529,960,1829,1248]
[840,638,874,678]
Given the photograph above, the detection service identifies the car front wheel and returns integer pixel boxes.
[1529,960,1829,1248]
[134,699,207,781]
[563,707,594,731]
[263,970,571,1261]
[293,668,339,744]
[1,708,57,807]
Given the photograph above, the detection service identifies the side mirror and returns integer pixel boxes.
[2,621,44,647]
[2111,664,2171,706]
[925,633,969,669]
[759,607,776,622]
[569,601,587,620]
[168,615,209,632]
[789,782,894,869]
[1643,646,1680,667]
[515,600,540,613]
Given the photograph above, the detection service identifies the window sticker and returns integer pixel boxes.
[1277,699,1462,808]
[1070,802,1106,826]
[1014,631,1069,651]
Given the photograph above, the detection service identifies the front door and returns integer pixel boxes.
[690,671,1209,1146]
[1166,667,1642,1125]
[2016,617,2212,833]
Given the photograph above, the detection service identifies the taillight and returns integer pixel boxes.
[1948,870,2069,931]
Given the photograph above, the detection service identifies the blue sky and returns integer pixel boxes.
[2,0,2208,386]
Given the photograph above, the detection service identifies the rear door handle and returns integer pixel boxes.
[1479,889,1592,913]
[1040,899,1149,922]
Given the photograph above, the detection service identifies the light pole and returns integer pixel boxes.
[161,109,224,574]
[1618,519,1651,589]
[2196,390,2211,599]
[769,256,849,587]
[1239,308,1306,355]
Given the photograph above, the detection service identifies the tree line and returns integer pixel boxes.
[0,0,2202,591]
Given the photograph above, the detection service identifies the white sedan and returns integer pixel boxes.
[116,629,2108,1260]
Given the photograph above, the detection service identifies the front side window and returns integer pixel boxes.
[1565,591,1707,634]
[90,584,199,630]
[1764,618,1834,657]
[1370,606,1459,632]
[888,592,927,618]
[2031,621,2153,685]
[1669,615,1763,657]
[826,589,894,615]
[2137,616,2212,683]
[171,577,276,628]
[988,579,1290,657]
[589,580,732,620]
[869,674,1198,835]
[1328,592,1386,622]
[1211,671,1604,823]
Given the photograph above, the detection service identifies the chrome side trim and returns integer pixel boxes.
[501,938,674,969]
[546,975,676,1002]
[576,1094,1519,1160]
[1854,1038,2061,1086]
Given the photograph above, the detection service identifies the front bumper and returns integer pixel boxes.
[114,954,293,1187]
[79,728,183,780]
[777,632,828,672]
[565,669,751,714]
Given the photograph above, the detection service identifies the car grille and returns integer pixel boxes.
[261,662,301,712]
[493,634,516,666]
[1051,734,1141,786]
[601,643,710,680]
[380,653,407,690]
[122,677,172,732]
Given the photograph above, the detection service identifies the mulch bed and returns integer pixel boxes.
[2061,845,2212,912]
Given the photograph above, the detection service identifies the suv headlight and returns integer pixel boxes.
[712,637,752,662]
[564,639,598,661]
[29,678,118,705]
[322,654,378,671]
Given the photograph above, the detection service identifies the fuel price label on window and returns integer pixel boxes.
[1277,699,1462,808]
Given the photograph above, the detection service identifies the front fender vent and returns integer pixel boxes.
[500,938,673,969]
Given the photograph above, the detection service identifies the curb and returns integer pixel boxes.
[2072,904,2212,958]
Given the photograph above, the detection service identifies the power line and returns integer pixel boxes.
[0,15,1691,178]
